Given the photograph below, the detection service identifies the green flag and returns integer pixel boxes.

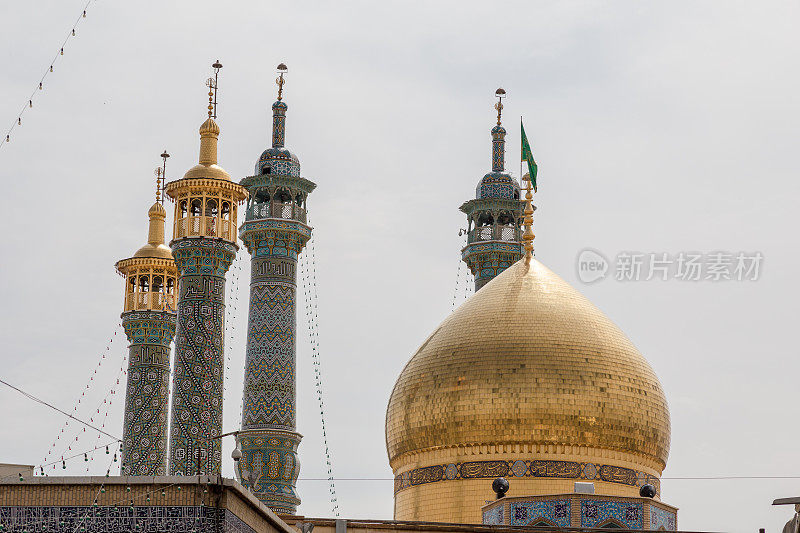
[521,119,538,192]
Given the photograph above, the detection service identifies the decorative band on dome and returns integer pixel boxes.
[393,459,660,496]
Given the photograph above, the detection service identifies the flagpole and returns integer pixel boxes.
[520,116,525,184]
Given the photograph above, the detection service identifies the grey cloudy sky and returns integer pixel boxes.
[1,1,799,531]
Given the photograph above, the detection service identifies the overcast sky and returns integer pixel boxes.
[1,2,799,532]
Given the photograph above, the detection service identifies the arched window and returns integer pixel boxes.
[255,190,270,204]
[205,199,218,217]
[295,193,304,207]
[498,211,514,226]
[152,276,163,293]
[179,200,188,218]
[513,190,520,200]
[138,275,149,292]
[262,165,271,175]
[166,277,175,294]
[221,202,231,221]
[276,189,291,204]
[190,198,202,217]
[598,520,624,529]
[128,277,136,293]
[477,213,494,227]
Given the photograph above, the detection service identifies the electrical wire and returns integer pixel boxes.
[0,377,120,441]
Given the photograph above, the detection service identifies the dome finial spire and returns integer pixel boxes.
[276,63,288,101]
[271,63,289,148]
[494,88,505,126]
[154,167,163,203]
[158,150,169,205]
[206,60,223,118]
[491,88,507,172]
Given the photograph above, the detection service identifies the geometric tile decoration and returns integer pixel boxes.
[581,499,644,529]
[510,500,571,527]
[650,504,678,530]
[237,94,316,515]
[120,311,176,476]
[0,506,256,533]
[394,459,661,496]
[482,504,504,526]
[483,496,676,530]
[115,195,178,478]
[459,102,524,291]
[168,238,238,476]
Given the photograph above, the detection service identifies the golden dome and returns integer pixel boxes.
[132,242,173,259]
[386,258,670,471]
[148,201,166,217]
[199,117,220,135]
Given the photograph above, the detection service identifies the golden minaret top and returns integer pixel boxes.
[184,61,230,180]
[115,156,177,314]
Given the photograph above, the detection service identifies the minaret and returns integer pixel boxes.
[165,63,248,475]
[114,157,177,475]
[460,88,525,290]
[236,63,315,514]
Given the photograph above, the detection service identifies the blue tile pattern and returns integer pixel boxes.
[121,311,176,476]
[491,124,506,172]
[168,239,237,476]
[482,504,504,525]
[510,500,571,527]
[650,506,677,530]
[476,172,521,200]
[238,98,313,514]
[0,506,256,533]
[256,148,300,177]
[461,121,523,290]
[581,500,643,529]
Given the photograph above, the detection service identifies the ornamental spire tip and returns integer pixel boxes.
[276,63,288,101]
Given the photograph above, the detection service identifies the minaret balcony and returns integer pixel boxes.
[246,201,307,224]
[124,291,176,313]
[174,215,237,241]
[467,225,521,244]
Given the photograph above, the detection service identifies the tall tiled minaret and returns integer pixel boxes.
[114,160,177,475]
[165,64,248,475]
[460,88,524,290]
[236,64,315,514]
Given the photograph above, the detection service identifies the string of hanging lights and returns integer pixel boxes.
[0,438,120,485]
[42,324,125,469]
[224,254,242,402]
[301,216,340,517]
[451,234,467,311]
[1,0,97,151]
[84,362,126,473]
[56,355,126,474]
